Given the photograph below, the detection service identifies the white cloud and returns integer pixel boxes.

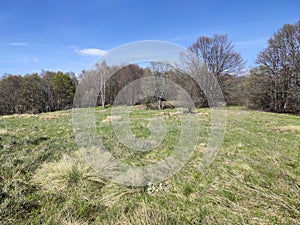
[76,48,107,56]
[21,58,39,63]
[9,42,28,46]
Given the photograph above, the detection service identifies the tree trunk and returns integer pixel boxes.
[157,97,162,110]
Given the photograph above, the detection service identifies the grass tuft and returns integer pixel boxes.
[32,150,104,192]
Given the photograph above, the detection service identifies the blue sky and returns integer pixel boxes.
[0,0,299,76]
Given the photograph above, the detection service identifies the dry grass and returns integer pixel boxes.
[32,150,104,192]
[39,111,70,120]
[199,168,300,224]
[0,128,9,135]
[100,202,182,225]
[0,113,37,119]
[274,125,300,133]
[0,110,69,120]
[80,146,122,180]
[53,215,89,225]
[197,112,209,117]
[102,115,123,123]
[133,105,147,110]
[156,111,180,117]
[100,183,139,207]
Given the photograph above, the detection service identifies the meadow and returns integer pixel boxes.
[0,106,299,224]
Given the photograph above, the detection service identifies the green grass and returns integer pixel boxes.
[0,106,299,224]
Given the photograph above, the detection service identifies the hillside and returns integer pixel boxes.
[0,107,299,224]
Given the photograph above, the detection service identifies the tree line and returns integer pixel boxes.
[0,71,77,115]
[247,20,300,113]
[0,19,299,115]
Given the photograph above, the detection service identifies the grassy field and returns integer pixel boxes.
[0,106,299,224]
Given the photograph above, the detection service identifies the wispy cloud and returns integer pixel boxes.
[76,48,108,57]
[9,42,28,46]
[21,58,39,63]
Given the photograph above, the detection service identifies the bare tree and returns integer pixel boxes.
[150,62,172,110]
[79,61,111,108]
[96,61,110,108]
[177,50,225,111]
[112,64,142,106]
[189,34,245,77]
[255,20,300,113]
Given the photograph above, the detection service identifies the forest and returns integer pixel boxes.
[0,20,299,115]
